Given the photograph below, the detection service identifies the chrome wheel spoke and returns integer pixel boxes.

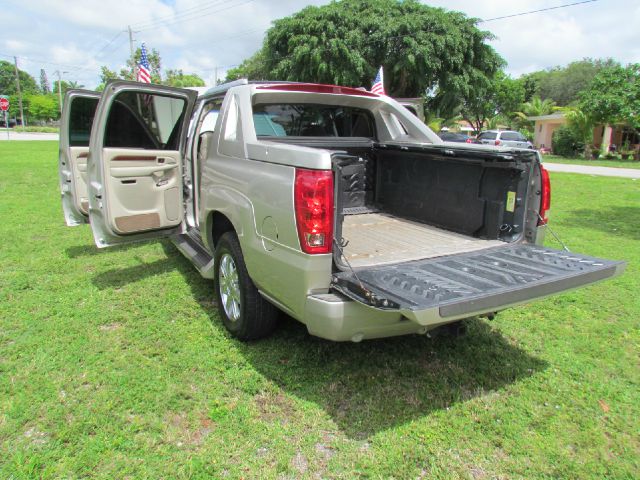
[219,253,241,322]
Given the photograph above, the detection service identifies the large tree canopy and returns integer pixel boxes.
[229,0,503,98]
[579,63,640,130]
[519,58,619,106]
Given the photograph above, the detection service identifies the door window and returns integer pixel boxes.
[104,91,187,150]
[69,97,99,146]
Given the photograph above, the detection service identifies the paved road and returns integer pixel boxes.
[543,162,640,179]
[0,131,59,141]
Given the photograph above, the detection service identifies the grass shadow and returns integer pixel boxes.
[92,256,177,289]
[156,242,547,439]
[66,241,149,259]
[566,206,640,241]
[237,318,547,439]
[92,240,546,439]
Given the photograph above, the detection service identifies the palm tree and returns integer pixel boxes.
[514,96,556,121]
[67,80,84,89]
[560,107,594,159]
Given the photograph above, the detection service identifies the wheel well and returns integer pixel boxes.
[210,211,235,250]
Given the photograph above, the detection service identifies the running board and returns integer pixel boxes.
[331,244,625,325]
[171,229,215,279]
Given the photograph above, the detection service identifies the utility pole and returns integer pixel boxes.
[54,71,68,115]
[13,56,25,127]
[128,25,138,80]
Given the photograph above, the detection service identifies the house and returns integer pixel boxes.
[528,113,639,153]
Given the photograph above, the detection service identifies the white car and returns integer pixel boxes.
[477,130,534,149]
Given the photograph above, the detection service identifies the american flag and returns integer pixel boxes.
[371,66,385,95]
[137,43,151,83]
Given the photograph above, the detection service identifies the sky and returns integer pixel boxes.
[3,0,639,90]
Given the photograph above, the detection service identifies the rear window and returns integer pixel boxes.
[252,104,375,138]
[500,132,526,141]
[69,97,99,147]
[478,132,497,140]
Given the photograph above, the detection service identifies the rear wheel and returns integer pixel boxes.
[213,232,278,340]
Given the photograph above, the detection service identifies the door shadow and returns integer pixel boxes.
[92,240,547,439]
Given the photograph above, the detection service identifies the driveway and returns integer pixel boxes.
[0,131,59,141]
[543,162,640,179]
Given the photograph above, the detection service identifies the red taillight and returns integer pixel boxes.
[538,165,551,225]
[294,168,334,254]
[495,139,501,146]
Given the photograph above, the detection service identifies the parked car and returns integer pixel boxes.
[477,130,534,149]
[58,80,624,342]
[438,131,478,143]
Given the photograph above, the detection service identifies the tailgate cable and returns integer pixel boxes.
[332,238,368,293]
[538,214,570,252]
[331,238,397,308]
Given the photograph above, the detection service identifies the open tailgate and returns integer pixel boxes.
[331,244,625,325]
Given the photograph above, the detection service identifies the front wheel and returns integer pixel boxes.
[213,232,278,340]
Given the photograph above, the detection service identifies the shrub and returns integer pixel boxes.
[552,125,584,157]
[13,126,59,133]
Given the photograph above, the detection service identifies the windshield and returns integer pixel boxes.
[252,103,375,138]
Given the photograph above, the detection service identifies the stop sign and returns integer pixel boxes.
[0,97,8,111]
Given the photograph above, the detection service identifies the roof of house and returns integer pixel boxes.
[527,113,565,121]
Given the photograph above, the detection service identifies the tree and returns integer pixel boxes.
[97,46,162,89]
[0,60,38,119]
[514,96,556,121]
[458,72,523,132]
[164,69,205,88]
[580,63,640,155]
[560,107,594,159]
[0,60,38,96]
[26,94,58,122]
[236,0,503,98]
[537,58,618,106]
[40,69,50,94]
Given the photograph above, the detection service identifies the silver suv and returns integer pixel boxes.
[477,130,533,149]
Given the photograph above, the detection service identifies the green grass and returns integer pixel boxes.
[1,141,639,479]
[543,154,640,169]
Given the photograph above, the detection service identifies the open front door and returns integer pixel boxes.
[88,81,197,247]
[59,89,100,226]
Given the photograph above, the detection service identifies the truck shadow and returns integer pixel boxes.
[565,206,640,241]
[237,317,547,439]
[92,240,548,440]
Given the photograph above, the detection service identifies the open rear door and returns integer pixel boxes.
[87,81,197,247]
[332,244,625,326]
[59,89,100,226]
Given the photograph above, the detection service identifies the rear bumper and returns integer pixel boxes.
[304,293,443,342]
[304,260,626,342]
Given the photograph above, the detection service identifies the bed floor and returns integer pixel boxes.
[340,213,504,268]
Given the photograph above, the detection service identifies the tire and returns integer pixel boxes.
[213,232,278,340]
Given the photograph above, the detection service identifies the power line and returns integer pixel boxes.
[92,31,124,59]
[0,53,94,72]
[131,0,232,29]
[479,0,598,23]
[138,0,256,31]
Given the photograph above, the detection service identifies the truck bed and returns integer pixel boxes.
[341,213,504,268]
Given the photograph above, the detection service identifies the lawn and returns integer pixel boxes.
[543,154,640,169]
[1,141,638,479]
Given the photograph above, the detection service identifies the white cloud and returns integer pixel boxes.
[3,0,639,89]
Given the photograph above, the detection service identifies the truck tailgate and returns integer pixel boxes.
[331,244,625,325]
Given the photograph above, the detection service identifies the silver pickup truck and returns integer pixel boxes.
[58,79,625,341]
